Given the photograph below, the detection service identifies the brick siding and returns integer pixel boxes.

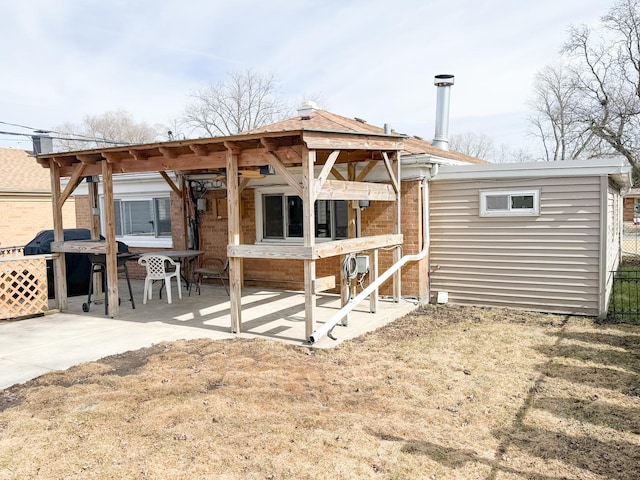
[0,196,76,246]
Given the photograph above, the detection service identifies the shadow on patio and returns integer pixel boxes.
[60,278,419,348]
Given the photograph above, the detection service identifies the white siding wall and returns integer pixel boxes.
[603,181,622,312]
[429,176,603,316]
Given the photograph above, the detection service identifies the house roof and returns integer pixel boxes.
[248,108,487,165]
[0,148,51,193]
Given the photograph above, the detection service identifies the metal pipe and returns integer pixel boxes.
[432,74,455,150]
[309,175,432,343]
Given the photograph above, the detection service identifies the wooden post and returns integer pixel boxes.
[370,248,378,313]
[303,147,317,340]
[392,151,402,302]
[87,176,103,298]
[50,160,67,311]
[226,144,242,333]
[340,163,358,326]
[101,160,119,317]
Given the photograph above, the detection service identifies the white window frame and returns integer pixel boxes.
[100,194,173,248]
[254,186,352,243]
[479,189,540,217]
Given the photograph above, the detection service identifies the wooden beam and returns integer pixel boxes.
[77,154,98,165]
[51,240,108,253]
[159,171,182,198]
[87,177,101,240]
[57,145,304,177]
[314,275,336,294]
[302,147,316,340]
[370,249,379,313]
[190,144,210,157]
[314,150,340,201]
[102,160,119,317]
[316,180,396,201]
[226,146,242,334]
[382,152,399,193]
[392,151,401,301]
[129,149,149,162]
[102,152,120,164]
[314,234,403,259]
[158,146,178,159]
[238,177,250,194]
[59,163,86,206]
[356,160,378,182]
[262,148,304,198]
[303,130,404,151]
[49,160,67,311]
[228,244,311,260]
[331,167,346,181]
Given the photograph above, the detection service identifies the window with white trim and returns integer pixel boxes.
[257,190,349,241]
[101,196,173,247]
[480,190,540,216]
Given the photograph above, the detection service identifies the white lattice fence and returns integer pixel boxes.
[0,256,49,319]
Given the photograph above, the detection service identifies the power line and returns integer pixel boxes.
[0,120,131,144]
[0,129,132,145]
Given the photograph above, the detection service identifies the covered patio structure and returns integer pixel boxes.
[36,127,411,343]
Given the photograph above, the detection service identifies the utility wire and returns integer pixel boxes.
[0,120,132,144]
[0,129,132,145]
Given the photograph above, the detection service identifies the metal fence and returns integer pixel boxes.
[608,267,640,323]
[623,222,640,257]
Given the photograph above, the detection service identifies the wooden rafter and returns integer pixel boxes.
[314,150,340,201]
[356,160,378,182]
[159,171,182,198]
[382,151,399,193]
[59,163,87,206]
[261,138,304,198]
[129,149,149,162]
[331,167,346,181]
[158,146,178,159]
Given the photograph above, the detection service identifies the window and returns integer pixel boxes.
[102,196,173,247]
[480,190,540,216]
[259,193,349,241]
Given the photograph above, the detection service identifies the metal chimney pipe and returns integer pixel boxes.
[432,74,455,150]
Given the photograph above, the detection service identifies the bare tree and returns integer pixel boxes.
[449,132,495,159]
[529,64,599,161]
[54,109,158,151]
[530,0,640,178]
[183,69,289,137]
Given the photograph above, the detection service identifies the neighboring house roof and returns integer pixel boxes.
[248,108,487,165]
[625,187,640,198]
[0,148,51,193]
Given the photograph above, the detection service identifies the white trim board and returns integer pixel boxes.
[432,159,632,188]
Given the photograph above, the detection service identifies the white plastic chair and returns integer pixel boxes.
[138,254,182,304]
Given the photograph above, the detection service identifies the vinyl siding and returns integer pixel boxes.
[429,176,603,316]
[603,181,622,312]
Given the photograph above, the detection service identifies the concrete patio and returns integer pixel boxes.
[0,278,418,389]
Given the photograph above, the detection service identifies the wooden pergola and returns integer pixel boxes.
[37,129,405,341]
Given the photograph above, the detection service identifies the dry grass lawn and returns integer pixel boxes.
[1,304,639,479]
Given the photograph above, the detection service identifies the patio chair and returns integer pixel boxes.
[189,257,229,296]
[138,254,182,304]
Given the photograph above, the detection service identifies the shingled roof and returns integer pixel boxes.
[248,108,487,165]
[0,148,51,193]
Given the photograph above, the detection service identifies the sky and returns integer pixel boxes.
[0,0,609,158]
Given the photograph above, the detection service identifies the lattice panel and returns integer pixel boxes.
[0,257,48,319]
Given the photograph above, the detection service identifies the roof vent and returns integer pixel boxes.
[432,74,455,150]
[298,101,318,119]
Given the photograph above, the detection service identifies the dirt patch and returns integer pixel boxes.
[1,305,639,479]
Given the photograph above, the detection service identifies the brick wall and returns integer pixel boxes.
[624,197,636,222]
[0,196,76,246]
[72,180,429,299]
[192,180,427,298]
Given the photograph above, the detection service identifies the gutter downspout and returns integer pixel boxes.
[309,167,436,344]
